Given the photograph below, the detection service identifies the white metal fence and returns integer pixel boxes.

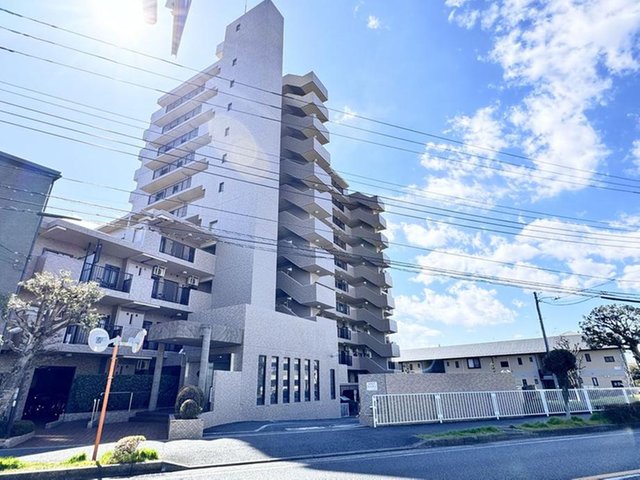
[371,388,640,427]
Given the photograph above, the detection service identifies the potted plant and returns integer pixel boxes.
[167,385,205,440]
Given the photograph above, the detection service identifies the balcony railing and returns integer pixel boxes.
[338,351,353,366]
[153,152,195,179]
[151,279,190,305]
[337,327,352,340]
[63,323,122,345]
[166,85,205,112]
[80,264,132,293]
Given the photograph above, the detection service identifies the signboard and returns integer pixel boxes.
[366,381,378,392]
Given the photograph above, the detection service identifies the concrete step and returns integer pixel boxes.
[129,409,173,424]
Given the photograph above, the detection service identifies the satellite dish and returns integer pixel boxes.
[129,329,147,354]
[88,328,110,352]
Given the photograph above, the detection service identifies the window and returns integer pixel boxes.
[334,258,348,270]
[256,355,266,405]
[229,79,235,88]
[157,128,198,155]
[455,361,459,368]
[604,356,615,363]
[330,369,336,400]
[294,358,301,402]
[282,357,290,403]
[313,360,320,401]
[227,102,232,111]
[500,361,509,368]
[162,105,202,133]
[224,127,230,136]
[611,380,624,388]
[218,182,225,193]
[166,85,205,112]
[529,357,533,362]
[304,359,311,401]
[522,379,528,386]
[446,361,450,367]
[235,23,241,31]
[592,377,599,387]
[517,357,523,365]
[467,358,481,369]
[333,216,345,230]
[169,205,188,217]
[153,152,195,179]
[335,279,349,292]
[534,379,539,384]
[270,356,279,404]
[232,58,237,66]
[336,301,350,315]
[585,353,592,362]
[221,153,227,163]
[159,237,195,262]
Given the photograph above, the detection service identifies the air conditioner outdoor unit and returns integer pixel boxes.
[152,265,166,278]
[186,275,200,288]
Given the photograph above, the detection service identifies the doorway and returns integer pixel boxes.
[22,366,76,422]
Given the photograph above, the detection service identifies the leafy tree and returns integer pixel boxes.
[0,271,103,422]
[555,336,584,388]
[630,364,640,387]
[542,349,577,418]
[580,304,640,365]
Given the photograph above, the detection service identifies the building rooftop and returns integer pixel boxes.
[0,150,61,179]
[397,333,618,362]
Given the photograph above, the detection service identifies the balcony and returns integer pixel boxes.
[141,156,209,194]
[280,184,332,219]
[337,326,352,340]
[353,307,397,334]
[276,271,335,309]
[145,108,214,147]
[62,323,122,346]
[351,356,390,373]
[349,207,387,230]
[350,331,400,358]
[280,158,331,189]
[152,83,218,125]
[278,243,334,276]
[151,279,191,305]
[282,113,330,144]
[281,136,331,171]
[353,264,393,288]
[80,264,132,293]
[338,351,353,366]
[282,72,329,103]
[279,211,333,248]
[145,184,205,212]
[283,91,329,122]
[350,225,389,249]
[142,132,211,171]
[354,284,393,309]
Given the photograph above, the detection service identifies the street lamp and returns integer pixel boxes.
[87,327,147,461]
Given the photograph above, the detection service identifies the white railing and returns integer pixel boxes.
[89,391,135,425]
[371,388,640,427]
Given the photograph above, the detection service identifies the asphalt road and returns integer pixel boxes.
[124,430,640,480]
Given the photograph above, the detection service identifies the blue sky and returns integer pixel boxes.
[0,0,639,350]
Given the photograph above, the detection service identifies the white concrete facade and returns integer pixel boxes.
[12,0,397,426]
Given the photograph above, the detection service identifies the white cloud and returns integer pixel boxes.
[395,281,518,327]
[446,0,640,199]
[333,105,357,124]
[353,0,364,15]
[401,222,469,249]
[392,321,441,350]
[367,15,382,30]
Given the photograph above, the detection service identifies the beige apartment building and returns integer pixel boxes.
[398,334,630,389]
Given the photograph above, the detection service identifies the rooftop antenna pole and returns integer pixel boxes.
[245,1,248,13]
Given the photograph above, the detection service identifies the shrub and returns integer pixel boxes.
[0,457,25,471]
[101,446,159,465]
[179,399,202,419]
[64,452,88,464]
[132,448,159,462]
[110,435,146,464]
[10,420,35,437]
[174,385,205,416]
[600,403,640,424]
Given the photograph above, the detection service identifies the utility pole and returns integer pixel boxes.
[533,292,550,353]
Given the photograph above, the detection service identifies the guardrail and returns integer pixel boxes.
[371,388,640,427]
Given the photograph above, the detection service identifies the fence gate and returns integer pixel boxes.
[372,388,640,427]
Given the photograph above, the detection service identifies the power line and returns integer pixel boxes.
[4,113,640,254]
[2,41,640,195]
[3,79,636,235]
[5,176,640,294]
[1,6,638,188]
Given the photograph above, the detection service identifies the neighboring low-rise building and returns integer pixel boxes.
[0,151,60,296]
[398,334,630,389]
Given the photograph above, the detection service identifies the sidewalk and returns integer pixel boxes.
[0,415,571,467]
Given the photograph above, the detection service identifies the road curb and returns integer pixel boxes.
[0,461,183,479]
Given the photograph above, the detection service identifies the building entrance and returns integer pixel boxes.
[22,366,75,422]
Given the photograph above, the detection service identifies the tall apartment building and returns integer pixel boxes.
[8,0,398,426]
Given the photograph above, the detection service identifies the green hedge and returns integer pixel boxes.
[66,375,179,413]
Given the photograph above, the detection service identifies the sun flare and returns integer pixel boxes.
[88,0,147,42]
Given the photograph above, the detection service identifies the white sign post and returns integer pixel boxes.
[88,328,147,461]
